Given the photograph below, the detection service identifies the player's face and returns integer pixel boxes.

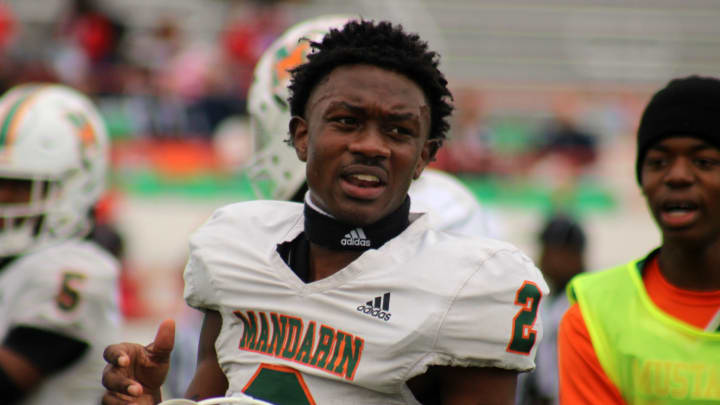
[0,177,33,229]
[291,64,432,225]
[641,137,720,244]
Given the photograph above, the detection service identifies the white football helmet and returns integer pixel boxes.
[0,83,109,256]
[245,14,354,201]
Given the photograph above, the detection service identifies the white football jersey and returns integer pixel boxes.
[409,168,502,238]
[184,201,548,405]
[0,239,121,405]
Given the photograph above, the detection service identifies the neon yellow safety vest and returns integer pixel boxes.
[567,257,720,404]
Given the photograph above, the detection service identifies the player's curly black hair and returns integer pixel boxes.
[287,19,453,157]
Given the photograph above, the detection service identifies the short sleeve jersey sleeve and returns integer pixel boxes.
[183,203,261,312]
[434,248,548,371]
[183,250,219,311]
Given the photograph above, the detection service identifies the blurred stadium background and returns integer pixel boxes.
[1,0,718,340]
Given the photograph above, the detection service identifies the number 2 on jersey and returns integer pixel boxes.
[506,281,542,355]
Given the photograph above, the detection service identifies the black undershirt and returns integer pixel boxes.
[276,233,312,283]
[0,256,18,270]
[3,326,89,375]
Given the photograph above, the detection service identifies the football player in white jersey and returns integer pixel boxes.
[165,16,504,398]
[101,19,547,405]
[0,83,121,404]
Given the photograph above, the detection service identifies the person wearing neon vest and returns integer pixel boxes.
[558,75,720,404]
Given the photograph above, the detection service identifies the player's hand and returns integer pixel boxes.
[102,319,176,405]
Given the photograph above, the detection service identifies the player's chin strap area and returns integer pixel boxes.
[159,396,275,405]
[304,193,411,251]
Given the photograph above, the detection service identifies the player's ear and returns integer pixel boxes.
[413,138,436,180]
[290,116,309,162]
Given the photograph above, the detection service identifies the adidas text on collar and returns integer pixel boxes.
[341,228,371,247]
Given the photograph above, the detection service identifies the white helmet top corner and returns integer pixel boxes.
[245,14,354,201]
[409,168,501,238]
[0,83,109,256]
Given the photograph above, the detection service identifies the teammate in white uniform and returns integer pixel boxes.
[0,84,121,404]
[102,19,546,405]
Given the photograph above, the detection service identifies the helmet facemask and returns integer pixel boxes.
[0,176,58,255]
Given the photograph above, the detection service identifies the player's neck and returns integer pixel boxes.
[303,194,410,252]
[307,244,362,281]
[302,194,412,281]
[658,240,720,291]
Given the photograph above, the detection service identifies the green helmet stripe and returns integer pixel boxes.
[0,93,34,147]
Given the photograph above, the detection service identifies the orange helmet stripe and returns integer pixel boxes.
[0,87,46,149]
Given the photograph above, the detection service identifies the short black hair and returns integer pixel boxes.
[539,213,586,251]
[288,19,453,157]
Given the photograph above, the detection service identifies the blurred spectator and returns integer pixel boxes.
[221,3,286,94]
[530,116,598,169]
[158,4,289,137]
[517,213,586,405]
[0,3,16,93]
[524,95,599,183]
[87,200,124,261]
[0,3,15,52]
[121,8,277,138]
[433,88,498,174]
[2,1,292,141]
[1,3,57,92]
[86,192,146,319]
[53,0,126,94]
[58,0,125,65]
[125,16,184,75]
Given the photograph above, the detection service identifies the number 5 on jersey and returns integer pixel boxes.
[506,281,542,355]
[56,272,87,311]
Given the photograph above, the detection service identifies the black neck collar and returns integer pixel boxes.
[303,195,411,251]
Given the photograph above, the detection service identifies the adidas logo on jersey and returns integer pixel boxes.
[341,228,371,247]
[356,292,391,322]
